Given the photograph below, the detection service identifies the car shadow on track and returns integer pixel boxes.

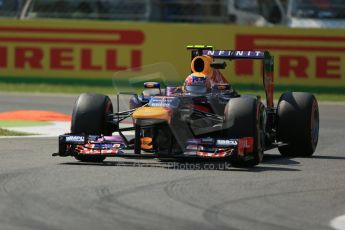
[261,153,301,165]
[60,154,301,172]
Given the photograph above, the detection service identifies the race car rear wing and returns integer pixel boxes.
[202,50,265,59]
[187,45,274,108]
[187,45,266,60]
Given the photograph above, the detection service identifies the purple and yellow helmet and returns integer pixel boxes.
[183,73,211,94]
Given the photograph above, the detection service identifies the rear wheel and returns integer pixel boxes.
[223,96,265,167]
[71,93,113,162]
[277,92,319,157]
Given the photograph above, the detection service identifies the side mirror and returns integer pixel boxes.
[143,82,161,96]
[144,82,160,89]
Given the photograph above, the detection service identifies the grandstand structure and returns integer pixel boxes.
[0,0,228,23]
[1,0,344,27]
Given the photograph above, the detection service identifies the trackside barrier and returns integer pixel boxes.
[0,19,344,92]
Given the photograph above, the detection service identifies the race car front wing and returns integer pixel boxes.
[53,134,255,160]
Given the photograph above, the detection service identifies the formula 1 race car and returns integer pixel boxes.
[53,45,319,167]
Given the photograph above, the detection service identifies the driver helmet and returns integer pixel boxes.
[183,72,211,93]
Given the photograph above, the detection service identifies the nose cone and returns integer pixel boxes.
[133,107,171,124]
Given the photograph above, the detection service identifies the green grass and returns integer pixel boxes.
[0,128,34,136]
[0,82,344,101]
[0,83,118,95]
[0,120,51,128]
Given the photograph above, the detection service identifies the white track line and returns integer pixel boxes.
[331,214,345,230]
[0,121,135,139]
[0,135,58,139]
[7,121,70,136]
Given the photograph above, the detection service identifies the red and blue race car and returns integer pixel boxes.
[54,45,319,167]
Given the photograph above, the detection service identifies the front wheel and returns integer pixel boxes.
[71,93,113,162]
[223,96,265,167]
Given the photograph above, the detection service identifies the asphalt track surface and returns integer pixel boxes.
[0,92,345,230]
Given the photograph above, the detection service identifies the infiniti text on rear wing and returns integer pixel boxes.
[202,50,265,59]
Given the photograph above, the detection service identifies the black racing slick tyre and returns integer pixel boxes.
[277,92,319,157]
[223,96,265,167]
[71,93,113,162]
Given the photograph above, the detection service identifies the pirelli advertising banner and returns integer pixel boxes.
[0,19,344,91]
